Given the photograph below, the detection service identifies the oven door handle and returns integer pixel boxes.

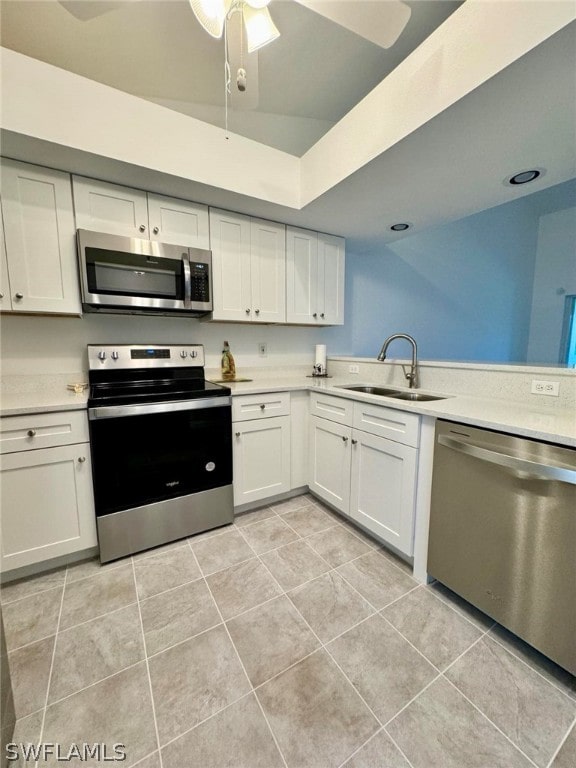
[183,255,192,307]
[89,397,231,420]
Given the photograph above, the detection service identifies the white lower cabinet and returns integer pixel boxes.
[349,429,417,555]
[233,416,291,507]
[308,393,420,556]
[308,415,351,514]
[0,413,97,572]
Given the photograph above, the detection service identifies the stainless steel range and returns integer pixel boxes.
[87,344,233,563]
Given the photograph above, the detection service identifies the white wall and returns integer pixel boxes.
[0,313,330,376]
[526,206,576,364]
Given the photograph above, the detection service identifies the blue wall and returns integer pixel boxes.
[323,190,555,362]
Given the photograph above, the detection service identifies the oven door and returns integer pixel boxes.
[78,229,190,312]
[88,398,232,517]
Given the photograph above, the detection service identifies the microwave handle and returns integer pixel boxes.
[183,255,192,306]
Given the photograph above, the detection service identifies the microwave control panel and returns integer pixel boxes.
[190,262,210,303]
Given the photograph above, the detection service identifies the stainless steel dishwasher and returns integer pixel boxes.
[428,420,576,675]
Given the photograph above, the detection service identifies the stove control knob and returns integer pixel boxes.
[180,350,188,358]
[111,351,119,361]
[97,351,107,361]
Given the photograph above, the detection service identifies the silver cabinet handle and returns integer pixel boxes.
[0,293,3,299]
[15,292,23,300]
[27,429,36,437]
[438,435,576,486]
[313,313,318,318]
[351,439,358,445]
[246,308,251,314]
[78,456,86,463]
[321,313,325,318]
[235,431,241,437]
[153,226,159,234]
[255,309,260,315]
[139,224,146,233]
[260,404,266,410]
[342,436,349,443]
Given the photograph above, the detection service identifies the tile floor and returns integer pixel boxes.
[2,494,575,768]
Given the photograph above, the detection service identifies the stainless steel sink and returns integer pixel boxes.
[337,385,402,396]
[388,392,447,402]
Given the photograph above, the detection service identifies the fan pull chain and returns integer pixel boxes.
[224,18,231,139]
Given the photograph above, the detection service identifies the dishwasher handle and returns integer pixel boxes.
[438,434,576,486]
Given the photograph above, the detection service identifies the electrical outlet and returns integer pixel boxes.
[258,342,267,357]
[349,365,360,374]
[531,380,559,396]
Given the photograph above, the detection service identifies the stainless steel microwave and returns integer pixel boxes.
[77,229,212,316]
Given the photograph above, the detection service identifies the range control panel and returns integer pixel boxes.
[87,344,205,370]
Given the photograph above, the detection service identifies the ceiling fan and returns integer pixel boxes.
[57,0,412,114]
[58,0,413,51]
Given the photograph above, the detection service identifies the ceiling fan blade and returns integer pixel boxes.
[58,1,139,22]
[293,0,412,49]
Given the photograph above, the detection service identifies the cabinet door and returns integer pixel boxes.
[0,444,98,572]
[0,205,12,311]
[308,415,351,514]
[147,193,209,248]
[1,160,81,314]
[209,209,252,322]
[286,227,318,324]
[72,176,149,237]
[350,430,417,556]
[318,233,345,325]
[250,218,286,323]
[233,416,290,506]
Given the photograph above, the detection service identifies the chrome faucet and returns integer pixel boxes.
[377,334,419,388]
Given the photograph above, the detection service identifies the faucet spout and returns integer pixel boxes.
[377,333,419,388]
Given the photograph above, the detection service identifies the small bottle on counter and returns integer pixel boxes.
[221,341,236,381]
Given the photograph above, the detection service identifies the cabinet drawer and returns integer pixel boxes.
[353,402,420,447]
[232,392,290,422]
[0,410,89,454]
[309,392,353,426]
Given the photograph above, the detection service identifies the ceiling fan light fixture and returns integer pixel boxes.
[188,0,227,38]
[243,5,280,52]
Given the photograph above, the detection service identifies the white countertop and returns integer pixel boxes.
[2,374,574,447]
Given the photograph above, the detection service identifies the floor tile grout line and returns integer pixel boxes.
[187,546,290,768]
[441,674,541,768]
[382,672,443,729]
[130,748,162,767]
[382,726,418,768]
[135,572,204,604]
[257,553,388,733]
[55,600,140,639]
[64,560,129,586]
[484,630,576,705]
[379,614,445,674]
[0,580,66,607]
[144,619,224,661]
[34,570,66,768]
[377,583,422,613]
[426,584,497,633]
[7,630,58,656]
[130,560,165,768]
[334,726,387,768]
[545,714,576,768]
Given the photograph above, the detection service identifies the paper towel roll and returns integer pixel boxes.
[315,344,327,374]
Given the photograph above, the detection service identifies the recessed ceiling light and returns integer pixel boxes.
[390,223,410,231]
[506,169,543,186]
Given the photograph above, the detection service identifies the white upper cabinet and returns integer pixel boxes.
[0,206,12,311]
[286,226,345,325]
[209,209,286,323]
[318,233,345,325]
[72,177,209,248]
[250,217,286,323]
[73,176,149,237]
[1,160,81,315]
[147,193,209,248]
